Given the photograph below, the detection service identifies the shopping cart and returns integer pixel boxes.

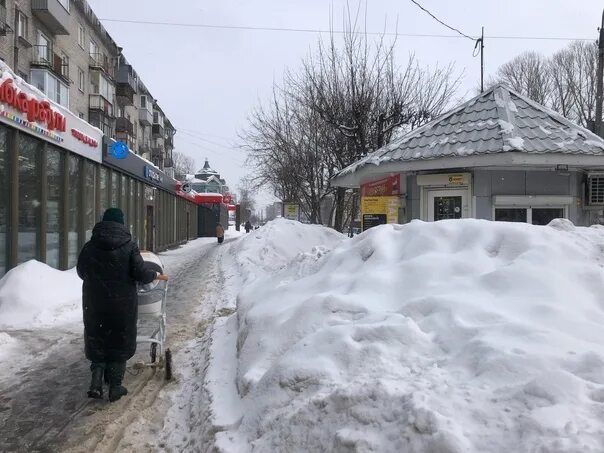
[133,251,172,380]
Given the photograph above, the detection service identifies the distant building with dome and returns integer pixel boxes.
[190,158,230,195]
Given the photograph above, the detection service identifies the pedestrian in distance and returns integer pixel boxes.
[77,208,169,402]
[245,220,252,233]
[216,222,225,244]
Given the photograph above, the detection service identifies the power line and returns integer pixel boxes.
[408,0,474,41]
[97,18,593,42]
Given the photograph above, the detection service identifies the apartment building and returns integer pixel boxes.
[0,0,174,171]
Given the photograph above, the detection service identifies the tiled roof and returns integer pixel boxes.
[336,84,604,178]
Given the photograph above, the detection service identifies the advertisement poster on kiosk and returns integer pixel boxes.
[361,175,401,232]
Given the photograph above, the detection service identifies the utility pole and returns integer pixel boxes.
[475,27,485,93]
[595,10,604,138]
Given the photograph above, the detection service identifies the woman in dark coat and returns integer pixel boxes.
[77,208,168,402]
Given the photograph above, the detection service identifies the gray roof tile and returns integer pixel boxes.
[336,84,604,178]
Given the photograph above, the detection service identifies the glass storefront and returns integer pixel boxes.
[99,166,108,218]
[0,126,197,276]
[84,161,96,241]
[0,127,7,275]
[46,146,63,268]
[68,155,81,268]
[18,134,42,264]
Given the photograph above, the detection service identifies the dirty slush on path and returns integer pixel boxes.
[0,238,227,453]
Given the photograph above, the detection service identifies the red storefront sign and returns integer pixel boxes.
[0,78,66,132]
[361,174,400,197]
[71,128,98,147]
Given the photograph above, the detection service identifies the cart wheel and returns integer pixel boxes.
[150,343,157,363]
[165,349,173,381]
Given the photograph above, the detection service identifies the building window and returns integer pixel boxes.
[17,11,28,39]
[60,51,69,79]
[78,112,85,119]
[78,67,85,92]
[0,126,7,276]
[18,134,42,264]
[78,24,85,49]
[30,69,69,107]
[494,208,527,223]
[89,40,98,58]
[46,146,63,269]
[140,95,147,109]
[68,155,81,268]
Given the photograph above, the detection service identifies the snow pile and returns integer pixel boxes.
[0,260,82,329]
[226,218,344,285]
[225,219,604,452]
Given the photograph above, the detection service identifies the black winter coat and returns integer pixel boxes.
[77,221,156,363]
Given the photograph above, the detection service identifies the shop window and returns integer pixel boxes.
[111,170,119,207]
[68,155,81,268]
[121,174,127,214]
[495,208,527,223]
[531,208,564,226]
[18,134,42,264]
[494,207,565,225]
[0,126,7,276]
[99,166,108,218]
[129,178,135,237]
[46,147,63,268]
[84,161,95,241]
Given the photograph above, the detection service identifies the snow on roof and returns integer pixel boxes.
[333,84,604,182]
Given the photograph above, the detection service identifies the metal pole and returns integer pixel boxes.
[595,10,604,137]
[480,27,485,93]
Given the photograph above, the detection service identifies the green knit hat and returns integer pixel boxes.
[102,208,125,225]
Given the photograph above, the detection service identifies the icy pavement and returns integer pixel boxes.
[0,233,240,452]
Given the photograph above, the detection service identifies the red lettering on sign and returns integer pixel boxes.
[0,78,66,132]
[71,128,98,147]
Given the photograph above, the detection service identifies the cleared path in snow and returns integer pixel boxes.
[0,236,232,452]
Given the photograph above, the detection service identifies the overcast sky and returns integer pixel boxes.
[88,0,603,207]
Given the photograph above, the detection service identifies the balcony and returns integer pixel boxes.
[89,94,114,117]
[32,0,69,35]
[31,45,69,82]
[151,147,164,158]
[116,64,137,105]
[139,141,151,155]
[0,4,11,36]
[139,106,153,126]
[165,134,174,148]
[163,157,174,168]
[152,123,165,138]
[89,53,114,79]
[115,117,134,135]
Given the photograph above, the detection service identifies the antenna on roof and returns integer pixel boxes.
[474,27,485,93]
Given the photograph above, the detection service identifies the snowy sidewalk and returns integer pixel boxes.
[0,235,234,452]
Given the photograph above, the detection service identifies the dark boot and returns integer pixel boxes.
[87,363,105,399]
[107,362,128,402]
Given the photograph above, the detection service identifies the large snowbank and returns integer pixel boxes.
[226,218,344,285]
[0,260,82,329]
[223,219,604,452]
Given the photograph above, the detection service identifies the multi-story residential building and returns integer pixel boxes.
[0,0,174,171]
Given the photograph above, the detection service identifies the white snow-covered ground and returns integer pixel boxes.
[3,218,604,452]
[208,218,604,452]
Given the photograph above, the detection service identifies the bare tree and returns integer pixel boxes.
[172,151,196,177]
[237,178,256,222]
[493,51,552,105]
[493,41,598,129]
[241,5,460,231]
